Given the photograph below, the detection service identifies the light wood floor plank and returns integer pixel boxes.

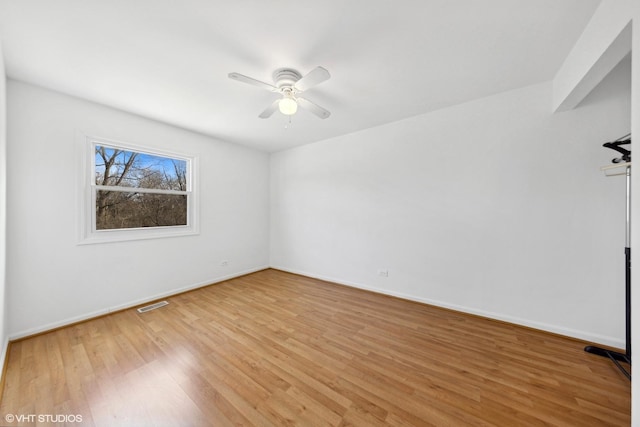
[0,269,630,426]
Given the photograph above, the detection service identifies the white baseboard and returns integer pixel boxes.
[9,265,269,340]
[0,334,10,397]
[271,265,625,349]
[0,335,8,370]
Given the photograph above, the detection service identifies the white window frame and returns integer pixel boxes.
[77,132,199,244]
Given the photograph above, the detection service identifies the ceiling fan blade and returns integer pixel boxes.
[259,99,280,119]
[297,97,331,119]
[294,66,330,92]
[229,72,278,92]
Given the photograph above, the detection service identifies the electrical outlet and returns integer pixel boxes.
[221,260,229,267]
[378,269,389,277]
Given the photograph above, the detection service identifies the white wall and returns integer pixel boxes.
[6,80,270,337]
[0,42,8,369]
[271,58,631,347]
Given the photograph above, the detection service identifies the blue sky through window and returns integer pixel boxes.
[95,145,187,190]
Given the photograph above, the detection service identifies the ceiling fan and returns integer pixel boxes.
[229,66,331,119]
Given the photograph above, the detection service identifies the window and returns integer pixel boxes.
[78,134,198,244]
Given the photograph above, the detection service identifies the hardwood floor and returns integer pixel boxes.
[0,269,630,426]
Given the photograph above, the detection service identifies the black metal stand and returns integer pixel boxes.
[585,154,631,380]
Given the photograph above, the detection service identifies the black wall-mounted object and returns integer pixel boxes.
[603,135,631,163]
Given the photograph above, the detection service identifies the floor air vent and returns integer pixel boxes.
[137,301,169,313]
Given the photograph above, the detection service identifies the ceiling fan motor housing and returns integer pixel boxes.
[273,68,302,90]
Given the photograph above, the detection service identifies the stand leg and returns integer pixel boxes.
[584,246,631,381]
[584,345,631,380]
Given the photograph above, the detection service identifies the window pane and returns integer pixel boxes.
[95,145,187,191]
[96,190,187,230]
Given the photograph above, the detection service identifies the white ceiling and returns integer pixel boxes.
[0,0,601,152]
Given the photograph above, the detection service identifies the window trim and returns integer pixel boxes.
[77,132,199,245]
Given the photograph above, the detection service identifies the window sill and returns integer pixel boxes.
[77,225,199,245]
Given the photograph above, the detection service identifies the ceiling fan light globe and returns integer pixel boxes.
[278,97,298,115]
